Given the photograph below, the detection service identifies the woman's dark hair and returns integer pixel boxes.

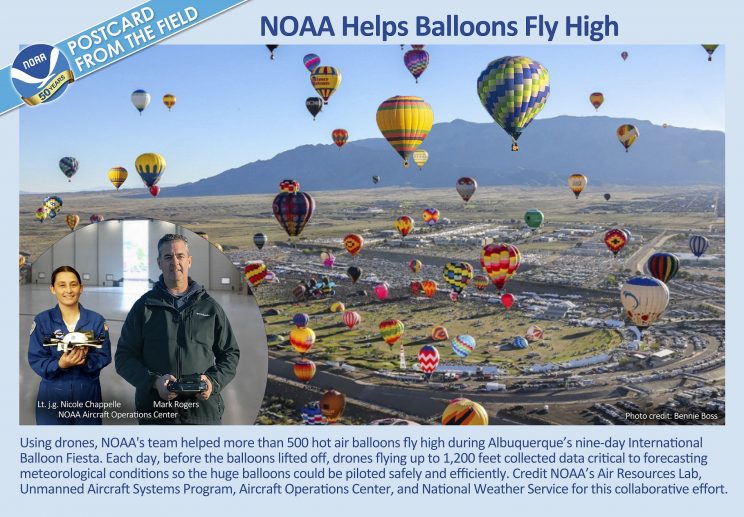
[51,265,82,286]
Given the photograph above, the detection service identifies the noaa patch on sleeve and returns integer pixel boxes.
[11,44,74,106]
[29,321,36,335]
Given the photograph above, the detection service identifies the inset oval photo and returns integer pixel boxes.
[20,219,268,425]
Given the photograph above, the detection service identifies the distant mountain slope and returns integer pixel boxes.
[161,116,724,197]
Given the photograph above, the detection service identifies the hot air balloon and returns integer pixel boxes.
[108,166,128,190]
[330,302,345,313]
[265,45,278,60]
[131,89,150,114]
[332,129,348,149]
[456,177,477,202]
[702,44,718,61]
[273,190,315,237]
[320,251,336,268]
[568,174,588,199]
[135,153,166,187]
[149,185,160,197]
[417,345,439,378]
[395,216,415,237]
[481,243,521,292]
[305,97,323,120]
[501,293,515,309]
[442,398,488,425]
[621,51,628,61]
[293,359,316,383]
[589,92,604,110]
[451,335,476,358]
[404,49,429,83]
[408,259,422,273]
[303,53,320,72]
[301,401,327,425]
[89,214,104,223]
[409,281,422,297]
[604,229,628,256]
[253,233,267,250]
[689,235,709,258]
[319,390,345,423]
[35,207,48,223]
[647,253,680,283]
[473,275,489,291]
[477,56,550,151]
[662,123,669,128]
[442,262,474,295]
[342,311,361,330]
[279,179,300,192]
[379,319,404,346]
[412,150,429,170]
[604,193,611,201]
[292,284,307,300]
[372,175,380,184]
[617,124,639,152]
[525,325,543,342]
[19,255,26,269]
[512,336,528,349]
[346,266,362,283]
[422,208,440,226]
[376,96,433,166]
[244,262,267,287]
[292,313,310,328]
[431,325,449,341]
[621,276,670,328]
[343,234,364,256]
[43,195,63,216]
[524,209,544,230]
[374,283,389,300]
[65,214,79,231]
[59,157,78,182]
[290,327,316,354]
[421,280,437,298]
[310,66,342,104]
[162,93,176,111]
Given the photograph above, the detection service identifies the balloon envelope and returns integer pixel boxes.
[59,157,78,181]
[131,89,150,113]
[273,191,315,237]
[647,253,680,283]
[418,345,440,376]
[253,233,267,250]
[456,177,478,202]
[319,390,345,422]
[621,276,670,328]
[135,153,166,187]
[376,96,433,165]
[568,174,588,199]
[689,235,709,258]
[404,49,430,82]
[442,398,488,425]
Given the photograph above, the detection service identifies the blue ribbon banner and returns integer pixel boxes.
[0,0,249,116]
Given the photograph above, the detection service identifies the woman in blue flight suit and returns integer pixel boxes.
[28,266,112,425]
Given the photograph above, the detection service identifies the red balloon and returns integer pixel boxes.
[374,283,389,300]
[149,185,160,197]
[501,293,515,309]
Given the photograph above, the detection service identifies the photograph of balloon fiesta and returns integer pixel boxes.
[19,44,724,425]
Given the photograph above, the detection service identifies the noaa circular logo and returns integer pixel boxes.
[11,43,75,106]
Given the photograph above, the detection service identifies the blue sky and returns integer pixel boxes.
[20,44,724,192]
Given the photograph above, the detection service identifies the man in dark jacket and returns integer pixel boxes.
[115,234,240,424]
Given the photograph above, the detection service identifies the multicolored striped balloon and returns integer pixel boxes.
[408,259,422,273]
[279,179,300,193]
[342,310,361,329]
[412,150,429,170]
[303,53,321,72]
[589,92,604,110]
[568,173,587,199]
[647,253,680,283]
[293,359,316,383]
[376,96,433,166]
[417,345,440,377]
[310,66,342,104]
[108,166,128,190]
[65,214,79,231]
[379,319,404,346]
[477,56,550,150]
[525,325,543,342]
[301,401,327,425]
[332,128,348,149]
[604,229,628,256]
[451,335,476,358]
[442,398,488,425]
[481,243,521,292]
[404,49,429,83]
[473,275,489,291]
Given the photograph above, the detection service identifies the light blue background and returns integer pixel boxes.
[2,0,741,515]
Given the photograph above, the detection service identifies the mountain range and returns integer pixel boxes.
[150,115,725,197]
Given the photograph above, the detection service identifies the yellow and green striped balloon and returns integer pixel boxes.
[376,96,433,166]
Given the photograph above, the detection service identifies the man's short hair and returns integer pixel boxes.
[157,234,189,257]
